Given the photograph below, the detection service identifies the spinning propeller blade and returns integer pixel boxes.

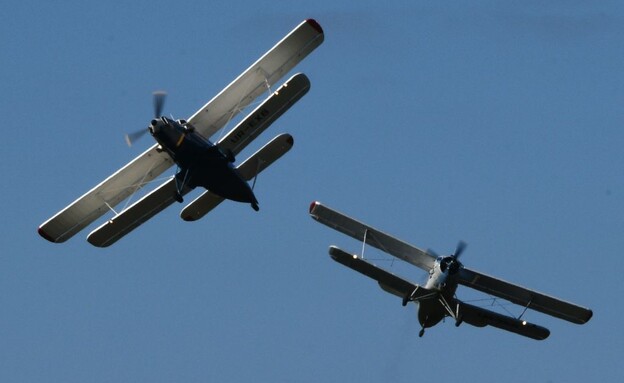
[153,90,167,118]
[124,90,168,147]
[125,129,149,147]
[453,241,467,259]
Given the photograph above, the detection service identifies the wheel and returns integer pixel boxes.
[402,296,409,307]
[175,193,184,203]
[418,329,425,338]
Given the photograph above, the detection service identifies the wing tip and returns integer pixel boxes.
[38,226,57,243]
[181,213,198,222]
[309,200,321,214]
[579,309,593,324]
[305,19,324,35]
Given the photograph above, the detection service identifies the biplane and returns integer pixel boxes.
[38,19,324,247]
[309,201,592,340]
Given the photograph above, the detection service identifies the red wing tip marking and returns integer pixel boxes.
[309,201,320,214]
[38,227,56,243]
[305,19,323,34]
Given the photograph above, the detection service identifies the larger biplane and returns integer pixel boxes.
[38,19,323,247]
[310,201,592,340]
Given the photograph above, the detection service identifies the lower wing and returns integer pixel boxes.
[458,301,550,340]
[328,246,435,302]
[86,179,192,247]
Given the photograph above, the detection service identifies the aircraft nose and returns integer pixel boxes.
[149,120,161,135]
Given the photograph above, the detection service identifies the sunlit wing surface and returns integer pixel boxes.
[458,301,551,340]
[187,19,323,138]
[309,202,436,271]
[216,73,309,156]
[38,19,323,244]
[38,149,174,243]
[458,268,593,324]
[328,246,436,301]
[181,133,294,221]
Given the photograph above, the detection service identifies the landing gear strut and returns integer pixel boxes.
[175,193,184,203]
[174,167,191,203]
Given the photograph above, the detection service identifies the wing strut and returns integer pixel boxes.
[517,297,534,321]
[360,229,369,259]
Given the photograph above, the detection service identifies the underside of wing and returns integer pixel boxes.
[310,202,436,271]
[86,179,192,247]
[38,147,173,243]
[187,19,323,139]
[180,133,294,221]
[216,73,309,156]
[458,268,593,324]
[458,301,550,340]
[329,246,435,302]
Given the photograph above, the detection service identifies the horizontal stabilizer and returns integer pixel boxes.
[310,202,436,271]
[458,301,550,340]
[217,73,309,156]
[86,179,192,247]
[180,133,294,221]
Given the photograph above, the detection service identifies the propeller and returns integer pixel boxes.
[447,241,467,274]
[125,90,167,147]
[152,90,166,118]
[431,241,467,274]
[453,240,467,259]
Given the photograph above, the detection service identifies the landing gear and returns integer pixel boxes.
[402,286,422,306]
[175,193,184,203]
[224,149,235,163]
[455,314,463,327]
[419,328,425,338]
[174,167,191,203]
[402,295,410,307]
[251,202,259,211]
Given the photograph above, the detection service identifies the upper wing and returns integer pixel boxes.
[216,72,310,156]
[38,147,174,243]
[458,301,550,340]
[328,246,435,302]
[187,19,323,138]
[309,201,436,271]
[458,268,593,324]
[38,19,323,244]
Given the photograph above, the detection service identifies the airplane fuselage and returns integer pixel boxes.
[149,117,259,209]
[416,256,461,329]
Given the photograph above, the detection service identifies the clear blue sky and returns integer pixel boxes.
[2,1,622,382]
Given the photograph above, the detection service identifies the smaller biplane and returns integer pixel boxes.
[38,19,323,247]
[309,201,592,340]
